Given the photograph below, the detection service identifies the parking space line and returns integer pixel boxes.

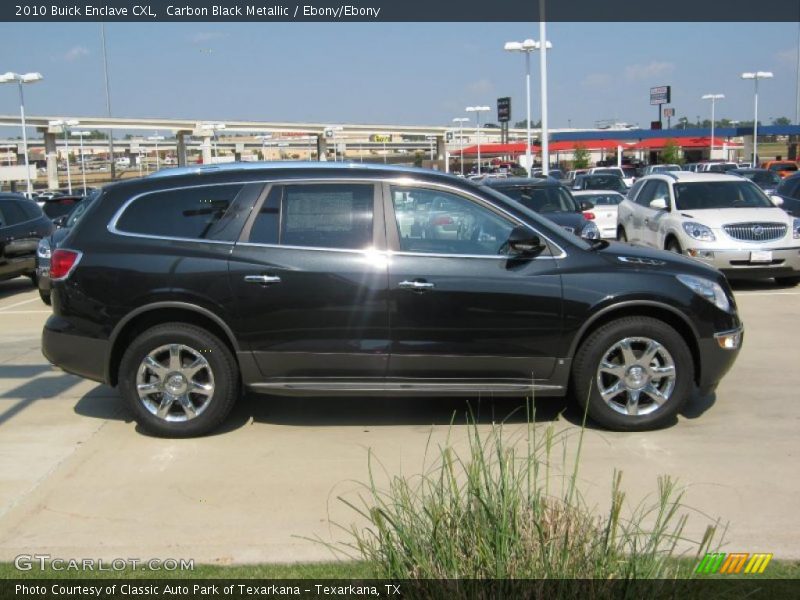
[0,297,41,311]
[0,310,52,315]
[735,292,800,297]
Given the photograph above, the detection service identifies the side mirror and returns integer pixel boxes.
[578,200,594,212]
[649,198,668,210]
[506,225,545,257]
[771,195,784,207]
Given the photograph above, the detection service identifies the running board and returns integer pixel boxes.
[247,381,565,397]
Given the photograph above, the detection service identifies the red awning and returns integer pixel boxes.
[454,136,742,156]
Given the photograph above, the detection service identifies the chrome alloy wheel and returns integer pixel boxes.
[136,344,215,422]
[596,337,676,416]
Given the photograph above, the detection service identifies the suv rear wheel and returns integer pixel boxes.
[572,316,694,431]
[118,323,240,437]
[775,276,800,287]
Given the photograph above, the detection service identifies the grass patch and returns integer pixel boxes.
[319,406,728,580]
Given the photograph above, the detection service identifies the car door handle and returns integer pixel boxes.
[398,280,435,290]
[244,275,282,285]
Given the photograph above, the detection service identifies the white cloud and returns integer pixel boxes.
[63,46,89,61]
[466,78,494,95]
[582,72,611,89]
[188,31,227,44]
[776,47,797,64]
[624,61,675,81]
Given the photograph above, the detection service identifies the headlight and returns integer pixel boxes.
[793,218,800,239]
[676,274,731,313]
[37,238,51,259]
[581,221,600,240]
[682,222,715,241]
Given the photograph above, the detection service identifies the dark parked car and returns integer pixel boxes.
[40,194,86,220]
[731,168,782,195]
[0,194,52,286]
[36,190,99,304]
[482,177,600,240]
[774,172,800,218]
[572,174,628,194]
[42,163,743,437]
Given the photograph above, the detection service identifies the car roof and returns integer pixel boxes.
[480,176,560,187]
[643,171,744,183]
[732,168,770,174]
[146,160,443,179]
[572,190,624,196]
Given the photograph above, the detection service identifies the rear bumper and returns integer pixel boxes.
[41,316,108,384]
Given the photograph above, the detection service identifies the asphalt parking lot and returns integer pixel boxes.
[0,276,797,565]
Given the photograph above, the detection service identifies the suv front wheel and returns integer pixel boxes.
[118,323,240,437]
[572,317,694,431]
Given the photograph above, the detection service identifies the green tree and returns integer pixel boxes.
[772,116,791,126]
[513,119,541,129]
[661,139,683,165]
[572,144,590,169]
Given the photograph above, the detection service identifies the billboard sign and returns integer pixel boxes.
[650,86,671,105]
[497,97,511,123]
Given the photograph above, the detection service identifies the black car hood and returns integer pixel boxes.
[595,241,721,278]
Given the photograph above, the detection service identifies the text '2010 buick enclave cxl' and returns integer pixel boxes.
[42,163,743,436]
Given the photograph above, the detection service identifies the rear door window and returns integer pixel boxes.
[247,183,374,250]
[0,200,28,228]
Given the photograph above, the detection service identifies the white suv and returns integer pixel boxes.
[617,171,800,285]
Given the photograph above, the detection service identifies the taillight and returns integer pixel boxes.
[433,216,454,226]
[50,249,82,280]
[583,212,596,220]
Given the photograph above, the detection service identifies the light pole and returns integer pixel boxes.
[504,38,539,177]
[538,15,553,176]
[452,117,469,175]
[465,106,490,175]
[70,130,90,195]
[741,72,773,167]
[49,119,79,194]
[701,94,724,160]
[0,72,43,196]
[148,135,165,170]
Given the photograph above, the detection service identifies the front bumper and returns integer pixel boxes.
[697,324,744,395]
[685,246,800,280]
[42,315,109,384]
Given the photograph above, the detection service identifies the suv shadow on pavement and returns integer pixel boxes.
[0,277,36,301]
[74,390,569,437]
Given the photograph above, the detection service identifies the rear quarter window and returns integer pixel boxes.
[114,184,244,240]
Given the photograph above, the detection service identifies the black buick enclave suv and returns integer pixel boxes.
[42,163,743,437]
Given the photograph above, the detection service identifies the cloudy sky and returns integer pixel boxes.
[1,22,798,130]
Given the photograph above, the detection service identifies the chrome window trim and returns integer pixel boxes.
[106,176,568,259]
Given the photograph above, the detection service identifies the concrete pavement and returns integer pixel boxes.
[0,276,797,566]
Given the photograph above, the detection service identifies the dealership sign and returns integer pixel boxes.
[650,86,671,105]
[497,97,511,123]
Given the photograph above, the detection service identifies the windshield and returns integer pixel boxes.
[673,181,774,210]
[578,193,623,205]
[491,184,579,213]
[736,170,781,186]
[651,165,681,173]
[582,175,626,192]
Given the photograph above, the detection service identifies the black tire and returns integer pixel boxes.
[118,323,240,437]
[39,289,51,305]
[617,227,627,242]
[666,238,683,255]
[571,316,694,431]
[775,276,800,287]
[27,272,38,286]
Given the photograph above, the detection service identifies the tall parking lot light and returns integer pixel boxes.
[465,106,490,175]
[452,117,469,175]
[701,94,724,160]
[70,130,90,195]
[504,39,538,177]
[148,135,165,170]
[741,72,773,167]
[0,72,43,196]
[49,119,79,194]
